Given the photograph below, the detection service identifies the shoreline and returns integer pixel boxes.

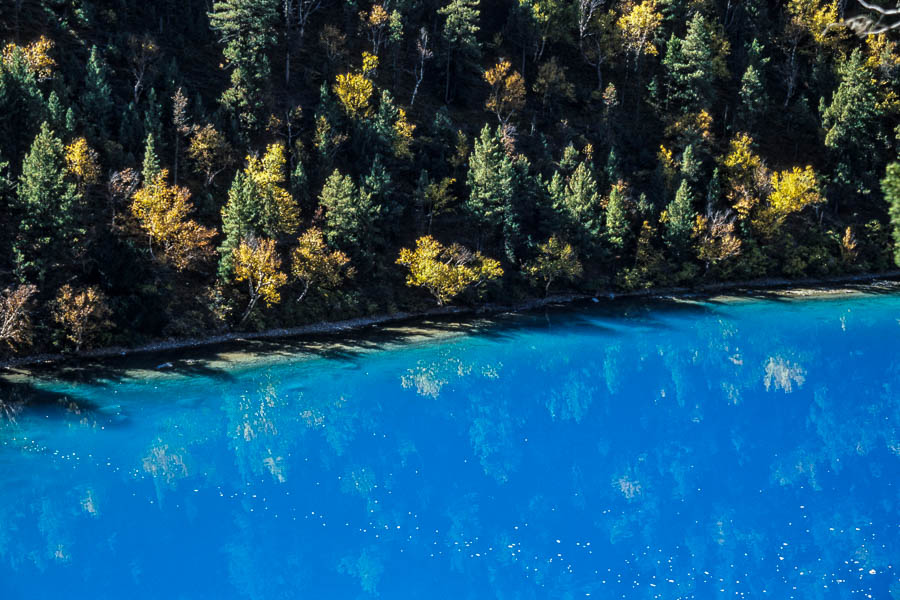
[3,270,900,373]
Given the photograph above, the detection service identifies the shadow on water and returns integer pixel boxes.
[0,378,99,423]
[8,295,731,386]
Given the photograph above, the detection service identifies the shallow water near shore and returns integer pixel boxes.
[1,293,899,599]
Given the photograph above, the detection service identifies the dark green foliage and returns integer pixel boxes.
[0,0,897,355]
[12,123,80,284]
[209,0,280,137]
[664,180,696,258]
[82,46,113,140]
[663,14,715,115]
[822,49,891,202]
[320,170,380,263]
[0,49,45,170]
[606,184,630,252]
[883,163,900,266]
[218,170,260,279]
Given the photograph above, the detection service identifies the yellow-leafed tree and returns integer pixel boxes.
[245,142,300,235]
[484,59,526,123]
[334,72,374,118]
[694,212,742,272]
[52,285,112,352]
[233,238,288,326]
[397,236,503,306]
[524,236,583,295]
[755,166,825,236]
[64,137,101,191]
[131,169,216,270]
[1,36,55,79]
[291,228,354,301]
[0,285,38,352]
[188,124,234,187]
[617,0,662,72]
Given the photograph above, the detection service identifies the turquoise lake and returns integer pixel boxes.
[1,293,898,599]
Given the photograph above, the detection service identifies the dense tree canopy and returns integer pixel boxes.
[0,0,897,355]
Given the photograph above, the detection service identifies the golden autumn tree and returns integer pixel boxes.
[244,142,300,235]
[52,285,112,352]
[694,212,742,272]
[290,228,354,301]
[64,137,101,191]
[754,166,825,236]
[524,236,584,295]
[1,36,55,79]
[334,71,374,118]
[483,59,526,123]
[617,0,662,72]
[188,124,234,187]
[0,284,38,352]
[396,236,503,306]
[722,133,769,221]
[131,169,216,270]
[233,237,288,326]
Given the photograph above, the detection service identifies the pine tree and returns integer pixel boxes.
[12,123,80,283]
[822,49,890,202]
[142,133,161,183]
[664,179,696,257]
[606,183,630,251]
[218,170,261,279]
[466,125,517,255]
[737,39,768,133]
[558,161,603,253]
[82,46,114,139]
[439,0,481,102]
[680,144,702,186]
[320,170,380,263]
[0,47,46,166]
[882,162,900,266]
[662,14,715,115]
[209,0,280,138]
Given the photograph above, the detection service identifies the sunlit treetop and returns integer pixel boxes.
[1,36,55,79]
[64,138,101,188]
[334,71,375,118]
[617,0,663,66]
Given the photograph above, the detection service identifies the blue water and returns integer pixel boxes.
[1,294,898,599]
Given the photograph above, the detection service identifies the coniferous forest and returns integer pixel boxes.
[0,0,899,356]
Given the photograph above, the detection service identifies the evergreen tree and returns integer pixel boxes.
[466,125,517,256]
[218,170,260,279]
[680,144,702,186]
[737,39,768,133]
[664,179,696,257]
[439,0,481,102]
[142,133,161,183]
[557,161,603,253]
[12,123,80,283]
[662,14,715,115]
[320,170,380,263]
[209,0,280,138]
[605,183,630,251]
[0,48,45,167]
[821,49,890,203]
[82,46,114,139]
[883,162,900,266]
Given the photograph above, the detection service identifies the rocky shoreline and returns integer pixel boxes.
[3,270,899,373]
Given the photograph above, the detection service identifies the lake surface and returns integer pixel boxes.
[1,293,898,599]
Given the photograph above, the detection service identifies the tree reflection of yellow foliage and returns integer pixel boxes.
[80,489,99,517]
[142,441,188,484]
[763,357,806,393]
[617,475,643,499]
[401,354,502,399]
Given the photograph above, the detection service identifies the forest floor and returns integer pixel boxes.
[3,270,900,376]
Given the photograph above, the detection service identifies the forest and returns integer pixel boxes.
[0,0,898,356]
